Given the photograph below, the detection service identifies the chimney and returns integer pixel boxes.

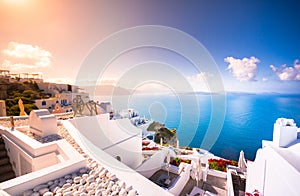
[273,118,297,147]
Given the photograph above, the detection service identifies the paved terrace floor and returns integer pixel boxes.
[149,169,227,196]
[180,174,227,196]
[149,170,179,189]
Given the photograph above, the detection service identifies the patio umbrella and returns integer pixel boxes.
[238,150,247,172]
[195,157,202,187]
[166,150,171,177]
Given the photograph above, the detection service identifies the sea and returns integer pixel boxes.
[97,93,300,161]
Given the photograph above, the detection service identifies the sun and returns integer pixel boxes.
[3,0,28,5]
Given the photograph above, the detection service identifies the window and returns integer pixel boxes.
[42,100,46,106]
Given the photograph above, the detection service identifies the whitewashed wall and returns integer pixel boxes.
[136,149,169,178]
[246,145,300,196]
[69,114,142,169]
[63,120,172,196]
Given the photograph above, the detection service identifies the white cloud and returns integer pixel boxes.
[270,60,300,81]
[224,56,259,81]
[262,77,268,82]
[1,42,52,71]
[186,72,213,92]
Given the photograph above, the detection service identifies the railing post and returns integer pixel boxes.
[10,116,14,130]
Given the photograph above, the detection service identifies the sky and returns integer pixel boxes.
[1,0,300,94]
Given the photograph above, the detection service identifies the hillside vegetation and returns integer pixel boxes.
[5,81,47,116]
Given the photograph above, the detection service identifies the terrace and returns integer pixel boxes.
[138,145,232,195]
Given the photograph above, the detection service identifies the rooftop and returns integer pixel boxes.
[0,119,139,195]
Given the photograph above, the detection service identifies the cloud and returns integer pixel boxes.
[270,60,300,81]
[186,72,213,92]
[224,56,259,81]
[262,77,268,82]
[1,42,52,71]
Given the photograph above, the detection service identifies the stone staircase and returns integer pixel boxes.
[0,136,15,183]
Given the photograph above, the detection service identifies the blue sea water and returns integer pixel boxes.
[124,93,300,161]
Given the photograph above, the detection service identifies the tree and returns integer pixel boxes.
[5,81,47,116]
[24,104,38,114]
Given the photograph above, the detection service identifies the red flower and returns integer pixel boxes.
[208,158,238,172]
[142,146,159,151]
[142,140,150,146]
[245,189,261,196]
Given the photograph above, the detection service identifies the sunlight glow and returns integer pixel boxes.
[4,0,27,3]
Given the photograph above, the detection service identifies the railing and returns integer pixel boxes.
[52,112,74,120]
[0,111,74,123]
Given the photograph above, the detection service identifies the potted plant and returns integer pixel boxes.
[142,140,150,146]
[208,158,238,178]
[170,157,191,167]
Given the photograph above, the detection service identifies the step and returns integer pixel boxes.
[0,171,15,183]
[0,164,13,175]
[0,143,5,150]
[0,150,7,158]
[0,157,9,167]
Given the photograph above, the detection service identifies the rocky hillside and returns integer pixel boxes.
[147,121,178,147]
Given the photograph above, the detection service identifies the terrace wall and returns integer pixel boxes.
[246,145,300,196]
[68,114,142,168]
[63,120,172,196]
[0,126,86,195]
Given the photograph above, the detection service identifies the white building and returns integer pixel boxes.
[0,112,169,196]
[37,82,79,97]
[246,118,300,196]
[65,114,143,169]
[34,92,90,112]
[0,112,86,195]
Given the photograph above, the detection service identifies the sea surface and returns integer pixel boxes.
[98,93,300,161]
